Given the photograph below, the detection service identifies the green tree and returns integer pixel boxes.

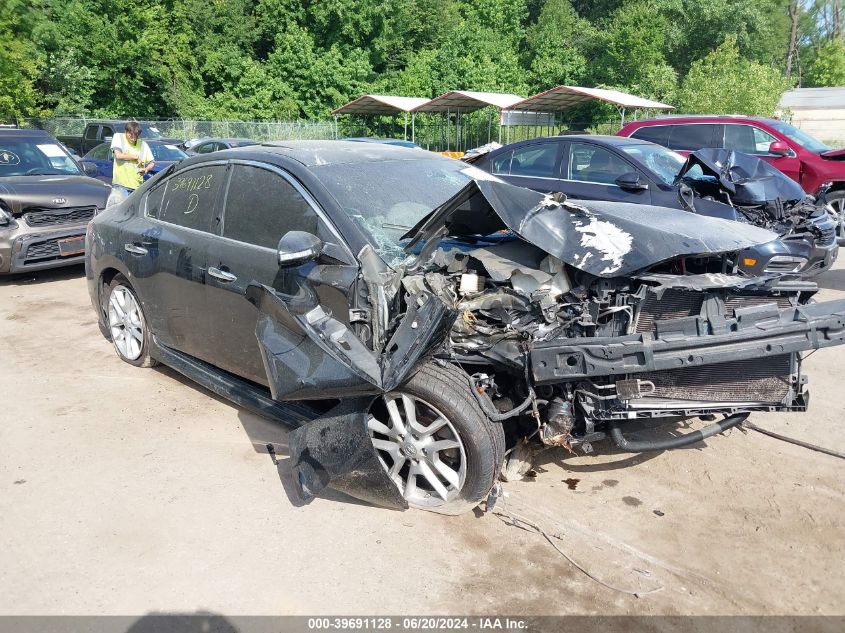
[0,0,41,121]
[805,39,845,86]
[524,0,590,90]
[677,36,790,116]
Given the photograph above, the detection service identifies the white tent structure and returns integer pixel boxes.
[332,95,431,141]
[412,91,525,151]
[509,85,674,128]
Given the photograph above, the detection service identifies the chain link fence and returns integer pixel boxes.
[21,118,338,142]
[21,115,624,153]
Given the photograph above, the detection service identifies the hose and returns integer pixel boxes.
[470,377,537,421]
[607,412,749,453]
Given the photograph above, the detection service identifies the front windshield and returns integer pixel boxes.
[315,157,478,265]
[768,121,830,153]
[150,143,187,161]
[620,143,685,185]
[0,137,82,176]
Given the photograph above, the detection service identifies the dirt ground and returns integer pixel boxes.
[1,260,843,618]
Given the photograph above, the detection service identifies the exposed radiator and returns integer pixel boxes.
[635,290,703,333]
[636,290,793,333]
[640,354,793,403]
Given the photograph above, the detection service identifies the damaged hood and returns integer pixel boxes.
[675,148,807,206]
[403,178,778,277]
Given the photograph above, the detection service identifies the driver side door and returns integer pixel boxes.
[203,160,359,386]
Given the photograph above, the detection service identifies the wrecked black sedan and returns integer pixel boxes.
[86,141,845,514]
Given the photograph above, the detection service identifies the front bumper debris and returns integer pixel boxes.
[531,299,845,384]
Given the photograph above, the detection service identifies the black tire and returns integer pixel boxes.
[371,361,505,515]
[827,190,845,244]
[104,274,158,368]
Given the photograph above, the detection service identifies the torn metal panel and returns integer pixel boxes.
[250,282,456,400]
[404,179,778,277]
[287,399,409,510]
[250,283,382,400]
[379,295,458,392]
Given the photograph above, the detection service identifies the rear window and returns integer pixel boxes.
[629,125,672,147]
[667,124,718,151]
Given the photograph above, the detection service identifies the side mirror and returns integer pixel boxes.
[81,161,98,177]
[277,231,323,267]
[769,141,790,156]
[615,172,648,190]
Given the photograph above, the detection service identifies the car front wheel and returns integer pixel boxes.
[367,362,505,514]
[105,275,157,367]
[827,190,845,244]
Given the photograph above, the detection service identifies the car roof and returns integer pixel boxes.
[229,140,441,167]
[495,134,657,150]
[625,115,781,126]
[0,128,54,140]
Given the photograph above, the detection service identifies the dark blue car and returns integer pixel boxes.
[469,135,837,277]
[81,140,188,185]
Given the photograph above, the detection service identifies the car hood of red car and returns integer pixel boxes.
[820,148,845,160]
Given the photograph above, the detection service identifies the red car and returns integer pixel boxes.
[617,116,845,240]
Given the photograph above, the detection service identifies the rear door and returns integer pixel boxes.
[204,160,360,386]
[666,123,719,156]
[489,140,563,193]
[559,141,652,203]
[127,161,226,360]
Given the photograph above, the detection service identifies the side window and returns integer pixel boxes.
[155,164,226,231]
[667,124,717,151]
[84,126,100,141]
[222,165,319,249]
[491,151,512,174]
[197,143,215,154]
[630,125,671,147]
[509,143,559,177]
[101,126,114,140]
[751,127,779,154]
[567,143,632,184]
[723,124,757,153]
[145,180,167,220]
[91,144,109,160]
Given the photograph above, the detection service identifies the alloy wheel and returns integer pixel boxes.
[829,196,845,240]
[367,393,467,508]
[108,285,145,361]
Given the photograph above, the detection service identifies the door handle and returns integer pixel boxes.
[208,266,237,283]
[124,243,148,256]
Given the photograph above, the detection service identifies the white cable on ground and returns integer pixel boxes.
[743,421,845,460]
[491,501,664,598]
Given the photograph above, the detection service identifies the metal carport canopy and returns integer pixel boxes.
[510,85,674,112]
[332,95,431,115]
[412,90,525,113]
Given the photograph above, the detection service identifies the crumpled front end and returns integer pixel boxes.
[675,149,839,277]
[259,178,845,510]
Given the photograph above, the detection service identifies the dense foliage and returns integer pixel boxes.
[2,0,844,122]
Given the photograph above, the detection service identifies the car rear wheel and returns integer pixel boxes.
[105,275,157,368]
[367,362,505,514]
[827,190,845,244]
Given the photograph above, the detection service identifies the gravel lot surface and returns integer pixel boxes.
[1,261,843,617]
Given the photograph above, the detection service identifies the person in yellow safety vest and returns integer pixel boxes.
[110,121,155,195]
